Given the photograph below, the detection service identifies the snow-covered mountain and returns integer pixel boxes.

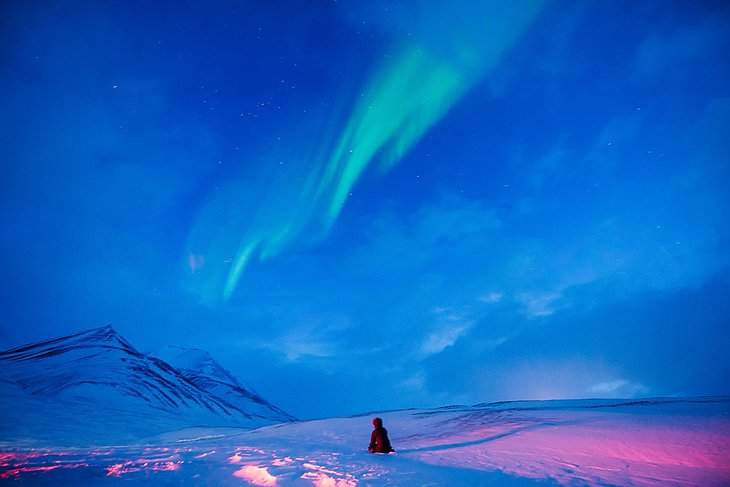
[158,345,295,424]
[0,325,294,445]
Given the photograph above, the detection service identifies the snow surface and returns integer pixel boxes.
[2,397,728,486]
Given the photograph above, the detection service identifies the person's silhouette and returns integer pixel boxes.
[368,417,394,453]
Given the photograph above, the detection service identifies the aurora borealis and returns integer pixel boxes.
[1,1,729,419]
[197,2,546,301]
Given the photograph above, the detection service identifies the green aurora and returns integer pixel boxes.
[206,2,545,301]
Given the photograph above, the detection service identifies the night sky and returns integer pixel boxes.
[1,1,729,419]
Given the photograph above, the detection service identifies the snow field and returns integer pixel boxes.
[1,398,728,486]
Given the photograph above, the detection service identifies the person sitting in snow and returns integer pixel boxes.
[368,417,394,453]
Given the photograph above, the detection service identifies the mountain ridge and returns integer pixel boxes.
[0,325,294,445]
[158,345,295,423]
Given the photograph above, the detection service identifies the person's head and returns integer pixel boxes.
[372,417,383,428]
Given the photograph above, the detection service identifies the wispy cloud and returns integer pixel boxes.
[516,291,564,318]
[259,312,353,363]
[632,16,726,82]
[588,379,648,397]
[278,336,335,363]
[347,195,502,276]
[478,292,504,304]
[420,323,472,358]
[419,308,474,358]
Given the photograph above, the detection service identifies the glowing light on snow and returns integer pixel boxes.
[233,465,278,486]
[302,471,358,487]
[193,450,217,459]
[408,407,730,486]
[228,452,246,464]
[0,451,90,480]
[0,465,62,479]
[187,2,545,301]
[228,446,270,465]
[272,457,294,466]
[299,460,359,486]
[106,458,183,477]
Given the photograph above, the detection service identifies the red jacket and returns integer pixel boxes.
[369,426,394,453]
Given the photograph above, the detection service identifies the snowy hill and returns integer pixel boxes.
[0,326,293,445]
[1,397,728,485]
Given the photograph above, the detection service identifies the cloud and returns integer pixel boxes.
[588,379,648,397]
[347,195,502,278]
[413,197,503,245]
[478,292,504,304]
[632,12,729,84]
[263,312,354,363]
[471,359,644,402]
[278,336,335,363]
[516,291,564,318]
[420,316,473,357]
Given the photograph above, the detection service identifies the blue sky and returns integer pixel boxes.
[1,0,729,419]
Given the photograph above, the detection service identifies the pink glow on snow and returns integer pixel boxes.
[106,458,183,477]
[300,471,358,487]
[104,450,184,477]
[233,465,278,485]
[0,448,186,481]
[408,410,730,486]
[272,456,294,466]
[0,451,91,480]
[0,465,61,479]
[153,461,183,472]
[194,450,217,458]
[228,446,271,464]
[0,451,74,464]
[300,460,359,486]
[228,452,246,464]
[303,461,342,476]
[106,462,139,477]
